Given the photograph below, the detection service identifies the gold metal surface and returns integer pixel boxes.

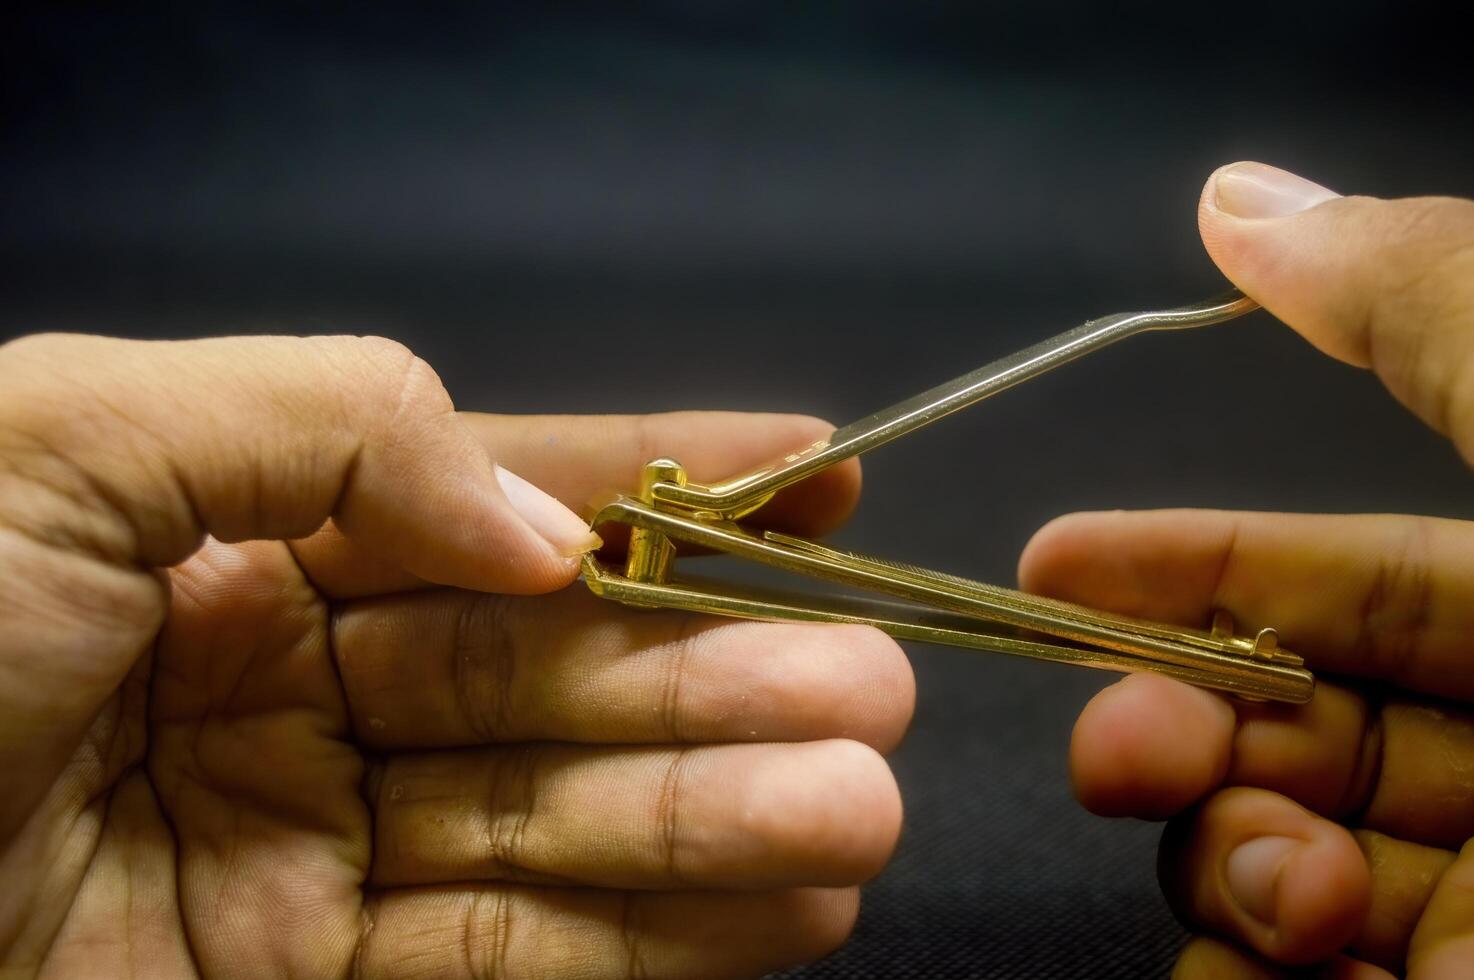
[582,289,1315,704]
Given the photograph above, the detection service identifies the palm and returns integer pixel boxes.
[26,539,367,977]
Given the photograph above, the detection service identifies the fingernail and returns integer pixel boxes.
[1225,835,1301,926]
[1212,162,1340,219]
[494,465,602,557]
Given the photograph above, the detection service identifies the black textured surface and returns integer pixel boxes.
[5,5,1474,977]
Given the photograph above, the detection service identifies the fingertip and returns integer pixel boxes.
[1176,789,1373,967]
[1017,510,1116,596]
[399,479,586,594]
[1070,672,1235,819]
[1197,164,1250,282]
[834,624,916,754]
[739,739,903,885]
[789,886,862,963]
[754,413,863,538]
[493,465,603,557]
[811,738,905,880]
[1269,822,1371,964]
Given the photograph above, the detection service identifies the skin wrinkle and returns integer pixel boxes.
[660,617,697,745]
[1352,518,1434,690]
[491,889,513,980]
[134,714,205,980]
[305,557,378,980]
[150,542,364,979]
[0,427,146,566]
[619,891,647,980]
[363,347,464,531]
[1337,700,1387,824]
[1203,517,1241,623]
[50,353,208,566]
[483,746,541,881]
[362,761,392,882]
[119,794,135,980]
[349,893,376,980]
[632,414,663,484]
[657,749,693,888]
[1364,205,1474,445]
[447,593,531,747]
[463,891,483,980]
[0,528,163,666]
[14,777,111,973]
[321,439,368,549]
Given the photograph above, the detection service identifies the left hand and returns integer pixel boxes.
[0,333,914,979]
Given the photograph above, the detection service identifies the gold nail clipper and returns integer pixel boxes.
[581,289,1314,704]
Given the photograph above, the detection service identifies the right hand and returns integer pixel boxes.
[1020,163,1474,978]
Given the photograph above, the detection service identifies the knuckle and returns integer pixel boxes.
[335,335,455,425]
[452,594,518,743]
[1379,195,1474,252]
[485,746,541,876]
[654,748,693,884]
[344,334,418,373]
[658,617,697,743]
[1359,198,1474,432]
[616,893,649,980]
[1352,516,1435,685]
[1370,197,1474,323]
[464,888,513,980]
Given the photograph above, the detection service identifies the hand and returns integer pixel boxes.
[1020,163,1474,978]
[0,335,914,979]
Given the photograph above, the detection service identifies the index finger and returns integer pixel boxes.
[1019,508,1474,699]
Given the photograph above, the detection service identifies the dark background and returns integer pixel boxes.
[5,3,1474,977]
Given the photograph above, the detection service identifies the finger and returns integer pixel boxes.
[1173,936,1283,980]
[1068,671,1375,821]
[0,334,594,584]
[1070,666,1474,850]
[1027,509,1474,845]
[334,587,914,751]
[1172,936,1394,980]
[1159,787,1370,965]
[1352,830,1458,974]
[367,740,901,890]
[357,884,859,980]
[1069,672,1237,820]
[1169,827,1460,976]
[465,411,861,539]
[291,411,862,598]
[1020,509,1474,699]
[0,334,592,841]
[1198,162,1474,462]
[1407,839,1474,979]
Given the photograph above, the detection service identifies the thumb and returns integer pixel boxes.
[1199,161,1474,462]
[0,333,598,587]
